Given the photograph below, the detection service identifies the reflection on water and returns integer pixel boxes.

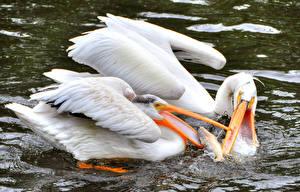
[231,69,300,84]
[1,0,300,191]
[188,23,281,34]
[170,0,209,5]
[0,30,30,38]
[138,12,207,21]
[233,4,251,10]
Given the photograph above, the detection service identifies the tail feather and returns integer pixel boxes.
[5,102,130,161]
[5,102,66,150]
[5,103,34,119]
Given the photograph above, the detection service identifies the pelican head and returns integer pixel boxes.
[132,94,167,120]
[219,73,259,156]
[233,74,257,113]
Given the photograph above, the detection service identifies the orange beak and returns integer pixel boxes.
[153,104,229,148]
[222,101,258,156]
[163,104,230,131]
[155,111,204,148]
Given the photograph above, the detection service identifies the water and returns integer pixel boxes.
[1,0,299,191]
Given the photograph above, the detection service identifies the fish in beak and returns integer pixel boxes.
[198,126,223,162]
[222,98,259,156]
[154,103,230,149]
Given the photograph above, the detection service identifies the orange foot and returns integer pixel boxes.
[77,162,132,173]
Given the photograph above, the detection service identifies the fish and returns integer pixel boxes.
[198,127,224,162]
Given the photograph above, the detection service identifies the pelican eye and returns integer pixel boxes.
[154,102,164,111]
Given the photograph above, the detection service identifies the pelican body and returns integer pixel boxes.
[6,71,230,161]
[6,69,259,161]
[6,102,185,161]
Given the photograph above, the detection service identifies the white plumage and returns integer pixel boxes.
[6,102,184,161]
[43,68,102,83]
[6,73,202,161]
[67,14,227,115]
[5,14,260,161]
[6,69,259,161]
[30,77,161,143]
[68,28,185,100]
[98,14,226,68]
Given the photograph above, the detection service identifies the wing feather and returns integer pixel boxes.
[101,14,226,69]
[67,28,185,100]
[30,77,161,143]
[43,68,102,83]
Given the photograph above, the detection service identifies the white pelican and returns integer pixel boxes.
[203,72,259,157]
[176,71,260,160]
[67,14,227,116]
[219,73,260,156]
[5,71,230,165]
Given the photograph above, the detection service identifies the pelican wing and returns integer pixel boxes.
[67,28,185,100]
[30,77,161,143]
[99,14,226,69]
[43,68,102,83]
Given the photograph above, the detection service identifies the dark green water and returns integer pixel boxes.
[1,0,299,191]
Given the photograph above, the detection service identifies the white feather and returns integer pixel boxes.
[101,14,226,69]
[214,73,257,116]
[43,68,102,83]
[45,69,137,101]
[99,15,217,114]
[31,77,161,143]
[67,15,223,114]
[68,28,185,100]
[5,102,185,161]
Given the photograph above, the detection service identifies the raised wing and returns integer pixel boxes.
[30,77,161,143]
[67,28,185,100]
[100,14,226,69]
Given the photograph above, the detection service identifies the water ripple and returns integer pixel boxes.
[233,175,300,190]
[233,4,251,10]
[53,179,86,191]
[0,30,30,38]
[231,70,300,84]
[10,18,45,25]
[0,186,23,192]
[139,12,206,21]
[170,0,209,5]
[187,23,281,34]
[272,90,296,98]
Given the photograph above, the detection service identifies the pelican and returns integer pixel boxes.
[67,14,226,116]
[202,72,259,157]
[5,71,230,163]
